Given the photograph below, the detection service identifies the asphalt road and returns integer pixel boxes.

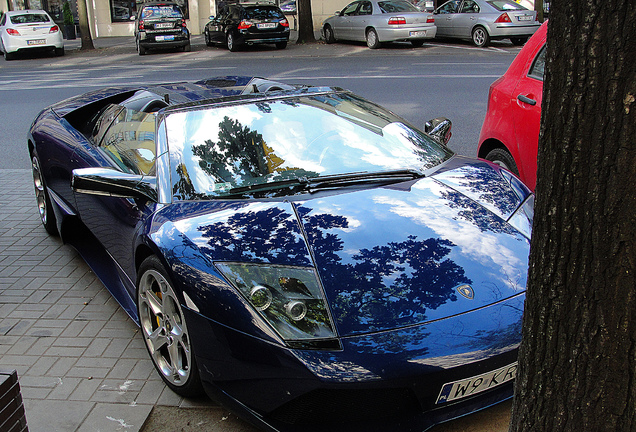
[0,34,521,171]
[0,34,520,431]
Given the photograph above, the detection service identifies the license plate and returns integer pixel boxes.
[436,362,517,404]
[155,35,175,41]
[517,15,532,21]
[257,22,277,29]
[27,39,46,46]
[410,31,427,37]
[155,22,173,28]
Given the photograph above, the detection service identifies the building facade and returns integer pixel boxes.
[0,0,347,37]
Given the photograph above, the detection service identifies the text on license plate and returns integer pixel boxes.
[436,362,517,404]
[410,31,427,37]
[257,22,277,29]
[27,39,46,45]
[155,35,175,41]
[155,23,173,28]
[517,15,532,20]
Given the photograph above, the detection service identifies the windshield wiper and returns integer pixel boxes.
[222,169,425,197]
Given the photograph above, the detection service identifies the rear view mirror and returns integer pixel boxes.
[424,117,452,146]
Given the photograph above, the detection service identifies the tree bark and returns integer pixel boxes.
[76,0,94,50]
[296,0,316,44]
[510,1,636,431]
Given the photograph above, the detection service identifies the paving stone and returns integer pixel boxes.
[76,402,153,432]
[23,399,94,432]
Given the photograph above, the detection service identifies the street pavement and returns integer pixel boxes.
[0,33,514,432]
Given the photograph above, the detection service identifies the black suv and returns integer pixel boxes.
[204,3,290,52]
[134,2,190,55]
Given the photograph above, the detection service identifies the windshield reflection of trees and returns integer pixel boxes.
[197,205,471,334]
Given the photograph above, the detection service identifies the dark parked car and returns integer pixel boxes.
[134,1,190,55]
[28,76,532,432]
[204,3,290,51]
[478,21,547,190]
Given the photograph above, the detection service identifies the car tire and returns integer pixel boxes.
[227,31,239,52]
[31,153,58,236]
[204,29,213,47]
[137,255,205,398]
[366,28,380,49]
[485,147,519,176]
[472,26,490,48]
[324,25,335,44]
[510,37,527,46]
[137,39,146,56]
[184,42,191,52]
[54,47,64,56]
[3,49,15,60]
[411,40,424,47]
[275,41,287,49]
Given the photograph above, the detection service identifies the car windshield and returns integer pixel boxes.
[166,92,453,200]
[378,1,420,12]
[142,5,182,18]
[487,0,527,11]
[244,6,285,19]
[10,13,50,24]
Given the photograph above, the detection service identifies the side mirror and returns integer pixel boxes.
[424,117,452,146]
[209,15,215,20]
[130,15,136,20]
[335,10,341,15]
[72,168,157,202]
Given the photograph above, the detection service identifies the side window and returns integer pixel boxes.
[230,5,241,20]
[528,45,546,80]
[342,2,360,16]
[100,109,157,175]
[460,0,479,13]
[359,1,372,14]
[438,0,460,14]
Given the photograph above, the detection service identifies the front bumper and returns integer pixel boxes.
[185,293,524,432]
[377,25,437,42]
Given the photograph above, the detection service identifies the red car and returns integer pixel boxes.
[478,21,547,191]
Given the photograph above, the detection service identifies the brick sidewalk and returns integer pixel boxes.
[0,169,216,432]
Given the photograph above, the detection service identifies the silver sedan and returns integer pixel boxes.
[434,0,540,47]
[322,0,437,49]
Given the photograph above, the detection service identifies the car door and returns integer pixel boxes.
[334,1,361,40]
[72,105,158,280]
[208,5,230,43]
[511,44,545,190]
[434,0,461,37]
[348,1,372,42]
[453,0,480,38]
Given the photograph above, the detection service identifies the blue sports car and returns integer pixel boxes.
[28,76,532,431]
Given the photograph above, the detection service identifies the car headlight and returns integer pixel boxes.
[215,263,338,348]
[507,193,534,239]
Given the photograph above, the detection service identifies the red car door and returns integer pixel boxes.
[511,42,546,191]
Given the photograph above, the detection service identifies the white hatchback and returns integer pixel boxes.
[0,10,64,60]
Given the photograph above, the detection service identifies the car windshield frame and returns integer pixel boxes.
[164,91,454,201]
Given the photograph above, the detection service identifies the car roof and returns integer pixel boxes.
[6,9,50,15]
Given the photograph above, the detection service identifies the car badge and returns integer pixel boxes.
[456,284,474,300]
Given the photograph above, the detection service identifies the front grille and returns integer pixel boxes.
[269,387,420,425]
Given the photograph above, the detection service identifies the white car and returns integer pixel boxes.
[1,10,64,60]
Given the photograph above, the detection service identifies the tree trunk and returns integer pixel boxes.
[76,0,94,50]
[296,0,315,44]
[510,1,636,431]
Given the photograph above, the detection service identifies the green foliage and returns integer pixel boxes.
[62,1,73,25]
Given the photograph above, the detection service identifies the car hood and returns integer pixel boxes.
[155,158,530,338]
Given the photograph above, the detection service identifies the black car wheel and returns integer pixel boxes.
[204,29,213,46]
[3,49,15,61]
[510,37,528,46]
[366,28,380,49]
[324,25,335,44]
[137,38,146,55]
[31,153,58,236]
[275,41,287,49]
[183,42,191,52]
[411,40,424,47]
[471,26,490,47]
[227,31,239,52]
[485,147,519,176]
[54,47,64,56]
[137,256,204,397]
